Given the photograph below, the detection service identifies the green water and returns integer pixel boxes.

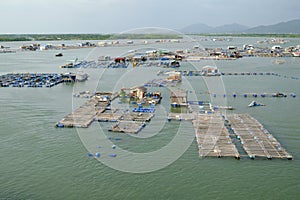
[1,38,300,199]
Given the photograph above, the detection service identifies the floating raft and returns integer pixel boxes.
[167,110,292,160]
[122,112,154,122]
[193,114,240,159]
[109,121,146,134]
[96,112,123,122]
[226,114,293,160]
[0,72,88,88]
[163,70,299,80]
[168,113,195,121]
[56,98,102,128]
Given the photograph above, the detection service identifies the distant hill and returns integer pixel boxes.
[214,23,249,33]
[180,23,214,34]
[245,19,300,34]
[180,23,249,34]
[181,19,300,34]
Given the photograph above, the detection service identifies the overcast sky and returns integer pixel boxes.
[1,0,300,34]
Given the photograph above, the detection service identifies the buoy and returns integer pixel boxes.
[109,154,117,157]
[97,145,101,148]
[112,145,116,149]
[253,93,257,98]
[261,93,266,98]
[95,152,101,157]
[167,117,171,122]
[57,123,64,128]
[233,93,237,98]
[243,94,247,98]
[223,94,226,98]
[87,153,94,157]
[213,94,217,98]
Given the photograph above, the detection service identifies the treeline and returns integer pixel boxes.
[110,34,182,40]
[0,35,32,41]
[194,33,300,38]
[0,33,182,41]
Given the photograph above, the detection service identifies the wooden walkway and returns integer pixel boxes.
[193,114,240,159]
[226,114,293,160]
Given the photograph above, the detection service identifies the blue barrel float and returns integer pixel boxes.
[95,152,101,158]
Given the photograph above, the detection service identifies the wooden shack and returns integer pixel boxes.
[170,89,187,107]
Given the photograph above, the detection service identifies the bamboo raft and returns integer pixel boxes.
[226,114,293,160]
[109,121,146,134]
[57,98,103,128]
[193,114,240,159]
[122,112,154,122]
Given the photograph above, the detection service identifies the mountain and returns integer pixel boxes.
[180,23,249,34]
[245,19,300,34]
[213,23,249,33]
[180,19,300,34]
[180,23,213,34]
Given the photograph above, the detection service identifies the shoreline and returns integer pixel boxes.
[1,33,300,42]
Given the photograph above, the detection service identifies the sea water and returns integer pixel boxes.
[0,37,300,199]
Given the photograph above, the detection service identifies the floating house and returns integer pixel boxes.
[129,86,147,100]
[170,89,188,107]
[201,66,221,76]
[167,71,181,81]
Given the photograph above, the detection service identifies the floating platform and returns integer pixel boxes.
[193,114,240,159]
[226,114,293,160]
[0,72,88,88]
[109,121,146,134]
[95,112,123,122]
[168,113,195,121]
[167,110,292,159]
[160,70,299,80]
[122,112,154,122]
[56,98,103,128]
[56,93,112,128]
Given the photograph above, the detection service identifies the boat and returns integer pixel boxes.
[169,60,180,68]
[75,71,88,82]
[272,92,287,97]
[292,52,300,57]
[272,59,285,64]
[55,53,63,57]
[248,101,265,107]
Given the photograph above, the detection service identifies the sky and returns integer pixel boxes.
[1,0,300,34]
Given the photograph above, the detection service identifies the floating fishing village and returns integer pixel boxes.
[1,35,298,162]
[3,0,300,198]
